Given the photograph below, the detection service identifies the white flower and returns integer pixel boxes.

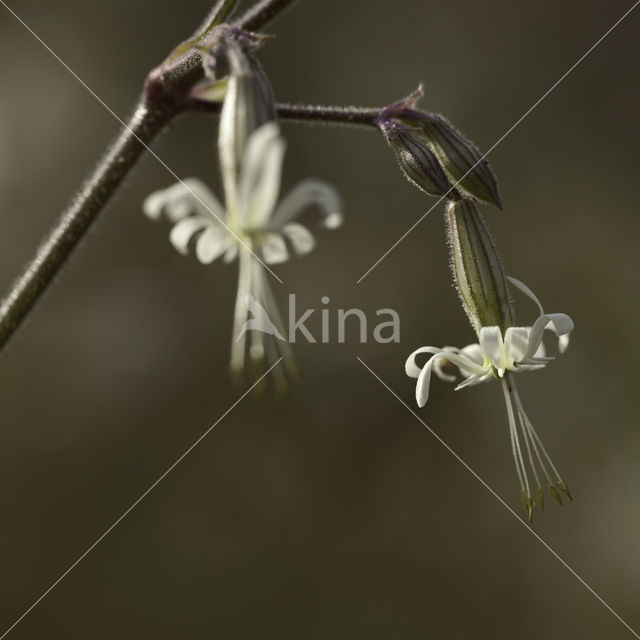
[405,276,574,519]
[144,122,343,383]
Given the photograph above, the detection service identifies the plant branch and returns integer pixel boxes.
[0,0,297,353]
[236,0,298,31]
[0,101,174,352]
[188,98,382,128]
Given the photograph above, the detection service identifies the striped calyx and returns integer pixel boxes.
[446,199,514,334]
[379,85,502,209]
[418,114,502,209]
[215,31,276,210]
[378,118,452,197]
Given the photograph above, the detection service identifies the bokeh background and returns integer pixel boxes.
[1,0,639,637]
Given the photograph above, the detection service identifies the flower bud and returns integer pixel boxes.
[420,115,502,209]
[446,199,513,333]
[381,85,502,209]
[378,118,452,197]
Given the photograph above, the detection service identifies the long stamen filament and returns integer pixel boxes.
[511,379,561,481]
[509,375,572,502]
[251,258,297,391]
[502,379,532,517]
[248,259,266,364]
[517,408,541,489]
[231,245,253,373]
[520,407,553,486]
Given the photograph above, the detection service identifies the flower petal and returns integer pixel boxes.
[414,351,487,406]
[416,359,435,407]
[144,190,170,220]
[459,343,483,365]
[261,232,289,264]
[238,123,285,228]
[525,313,574,360]
[144,178,226,224]
[504,327,531,364]
[405,346,443,378]
[506,276,544,315]
[268,178,343,230]
[533,339,546,359]
[282,222,316,256]
[195,227,233,264]
[432,347,459,382]
[169,217,209,254]
[406,346,487,383]
[223,244,239,263]
[479,326,506,375]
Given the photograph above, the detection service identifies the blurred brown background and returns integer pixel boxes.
[1,0,639,637]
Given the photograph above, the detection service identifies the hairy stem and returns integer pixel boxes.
[0,0,296,353]
[189,99,382,128]
[0,101,174,350]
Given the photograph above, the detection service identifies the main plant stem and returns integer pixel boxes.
[0,0,298,353]
[0,102,174,349]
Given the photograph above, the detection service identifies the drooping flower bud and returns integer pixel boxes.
[381,85,502,209]
[378,117,452,197]
[446,199,514,334]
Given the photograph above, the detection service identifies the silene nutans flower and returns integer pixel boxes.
[405,199,574,521]
[143,33,343,389]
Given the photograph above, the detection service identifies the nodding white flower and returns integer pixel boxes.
[144,122,343,386]
[406,276,574,520]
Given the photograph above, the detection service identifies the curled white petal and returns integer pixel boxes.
[269,179,343,230]
[223,244,239,263]
[405,346,445,378]
[406,346,489,407]
[169,217,209,254]
[144,178,226,224]
[261,232,289,264]
[413,350,488,407]
[143,190,169,220]
[195,227,233,264]
[282,222,316,256]
[416,359,435,407]
[533,339,546,359]
[459,343,483,364]
[506,276,544,315]
[525,313,574,360]
[432,347,459,382]
[506,276,574,358]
